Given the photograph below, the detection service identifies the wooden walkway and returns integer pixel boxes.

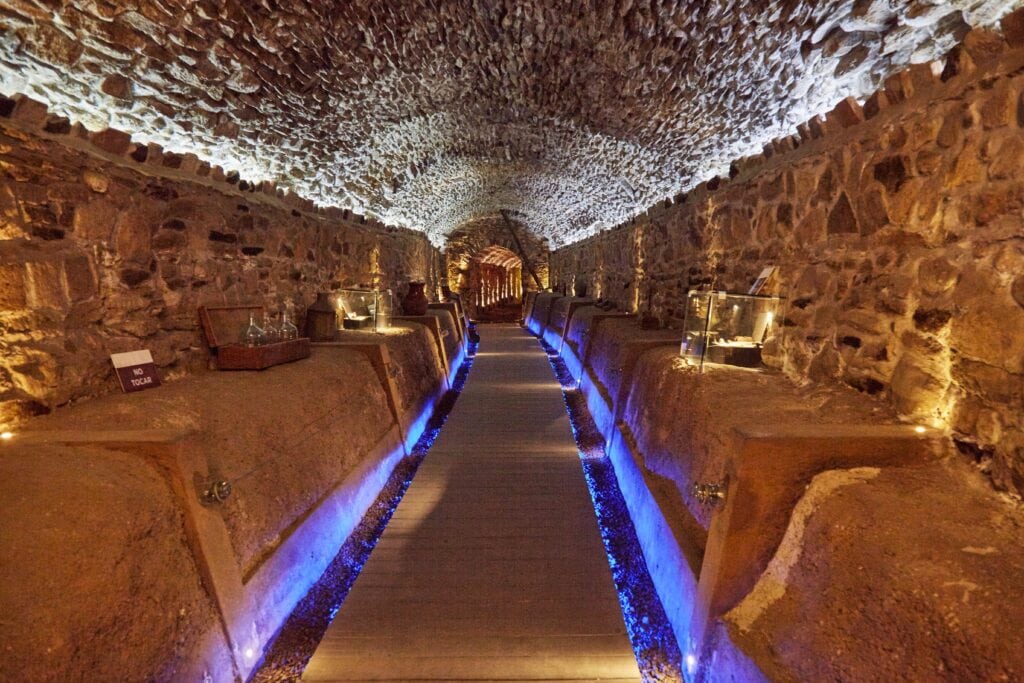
[303,325,640,681]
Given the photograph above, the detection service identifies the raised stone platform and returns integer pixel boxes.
[551,313,1024,681]
[1,326,452,683]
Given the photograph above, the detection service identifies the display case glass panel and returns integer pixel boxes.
[680,290,780,369]
[336,289,392,332]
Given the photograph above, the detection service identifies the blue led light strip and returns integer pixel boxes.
[538,336,685,683]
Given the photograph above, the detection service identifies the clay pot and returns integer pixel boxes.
[573,280,588,298]
[304,292,337,341]
[402,281,429,316]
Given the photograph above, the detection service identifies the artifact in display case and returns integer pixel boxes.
[337,288,392,331]
[680,290,780,370]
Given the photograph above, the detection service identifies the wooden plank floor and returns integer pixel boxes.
[303,325,640,682]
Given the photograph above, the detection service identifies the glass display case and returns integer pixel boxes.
[336,288,392,332]
[680,290,780,369]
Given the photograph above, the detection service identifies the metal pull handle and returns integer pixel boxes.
[692,481,726,506]
[201,480,232,505]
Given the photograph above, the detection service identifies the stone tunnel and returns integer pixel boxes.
[1,2,1024,682]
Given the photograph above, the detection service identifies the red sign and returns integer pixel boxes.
[111,350,161,393]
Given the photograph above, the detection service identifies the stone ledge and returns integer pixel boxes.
[543,295,595,351]
[1,339,453,682]
[563,309,634,382]
[559,334,1006,680]
[723,460,1024,681]
[581,318,680,440]
[525,291,561,336]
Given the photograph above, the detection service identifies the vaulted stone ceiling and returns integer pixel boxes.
[0,1,1019,246]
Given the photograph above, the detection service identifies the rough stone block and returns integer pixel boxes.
[862,90,888,119]
[828,97,864,129]
[951,292,1024,374]
[24,260,68,310]
[935,109,963,149]
[808,115,825,139]
[144,142,164,166]
[907,62,938,96]
[100,73,133,101]
[1002,7,1024,46]
[941,45,975,82]
[179,153,201,174]
[8,95,48,129]
[827,193,858,234]
[114,208,154,261]
[43,115,71,135]
[63,254,97,302]
[89,128,132,156]
[119,266,152,287]
[129,144,149,163]
[883,70,912,103]
[980,81,1014,129]
[82,170,110,194]
[962,27,1005,64]
[73,199,119,242]
[0,263,27,308]
[152,229,187,251]
[68,122,90,141]
[792,122,810,143]
[162,152,183,169]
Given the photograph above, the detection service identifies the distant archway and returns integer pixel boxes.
[444,216,549,319]
[470,245,523,316]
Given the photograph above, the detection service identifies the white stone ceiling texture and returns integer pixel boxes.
[0,1,1020,246]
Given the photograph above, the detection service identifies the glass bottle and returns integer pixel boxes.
[280,302,299,340]
[262,309,280,344]
[242,312,266,347]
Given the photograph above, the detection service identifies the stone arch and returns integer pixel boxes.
[444,215,550,317]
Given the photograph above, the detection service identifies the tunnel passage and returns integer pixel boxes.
[443,214,550,321]
[301,325,642,681]
[466,244,523,319]
[3,2,1024,682]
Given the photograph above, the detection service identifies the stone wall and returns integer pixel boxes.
[551,24,1024,497]
[0,103,439,429]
